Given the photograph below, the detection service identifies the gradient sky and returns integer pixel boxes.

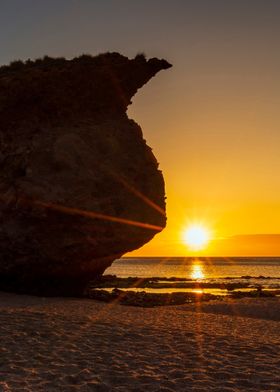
[1,0,280,255]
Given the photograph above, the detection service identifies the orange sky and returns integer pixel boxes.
[125,3,280,256]
[128,70,280,255]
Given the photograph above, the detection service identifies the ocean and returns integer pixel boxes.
[105,257,280,294]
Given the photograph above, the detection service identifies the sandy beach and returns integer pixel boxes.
[0,293,279,391]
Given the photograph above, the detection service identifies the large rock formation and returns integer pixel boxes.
[0,53,171,295]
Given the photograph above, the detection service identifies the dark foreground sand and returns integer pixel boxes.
[0,292,279,391]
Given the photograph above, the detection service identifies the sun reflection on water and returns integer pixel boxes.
[191,263,205,280]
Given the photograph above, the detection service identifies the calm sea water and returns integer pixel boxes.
[107,257,280,279]
[106,257,280,293]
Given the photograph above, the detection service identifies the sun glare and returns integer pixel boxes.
[191,263,205,279]
[182,224,210,251]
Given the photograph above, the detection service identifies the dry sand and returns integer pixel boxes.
[0,292,279,391]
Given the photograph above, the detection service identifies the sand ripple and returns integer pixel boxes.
[0,293,279,391]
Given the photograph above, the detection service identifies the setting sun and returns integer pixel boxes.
[182,225,211,251]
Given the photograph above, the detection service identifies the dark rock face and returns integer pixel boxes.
[0,53,171,295]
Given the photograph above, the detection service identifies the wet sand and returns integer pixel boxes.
[0,292,279,391]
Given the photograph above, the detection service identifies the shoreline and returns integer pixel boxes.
[86,275,280,307]
[87,287,278,307]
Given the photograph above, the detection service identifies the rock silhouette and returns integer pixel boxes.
[0,53,171,295]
